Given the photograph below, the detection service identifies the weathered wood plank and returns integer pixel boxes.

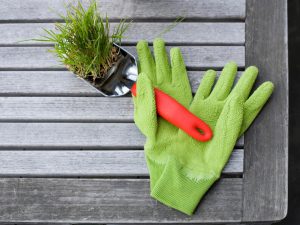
[0,123,244,149]
[0,97,134,121]
[0,23,245,45]
[0,149,243,176]
[0,46,245,70]
[0,0,246,21]
[0,178,243,223]
[0,71,243,96]
[0,71,99,96]
[242,0,288,222]
[0,93,245,120]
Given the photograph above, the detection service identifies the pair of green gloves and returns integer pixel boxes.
[132,38,274,215]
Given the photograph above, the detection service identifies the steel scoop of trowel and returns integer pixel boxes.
[89,43,138,97]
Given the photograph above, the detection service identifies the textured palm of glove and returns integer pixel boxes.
[133,39,274,215]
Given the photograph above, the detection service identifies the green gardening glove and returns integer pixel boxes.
[133,39,274,215]
[133,39,193,191]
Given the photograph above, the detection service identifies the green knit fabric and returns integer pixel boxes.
[133,38,274,215]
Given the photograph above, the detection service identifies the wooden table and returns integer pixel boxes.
[0,0,288,224]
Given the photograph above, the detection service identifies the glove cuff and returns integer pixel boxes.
[150,157,219,215]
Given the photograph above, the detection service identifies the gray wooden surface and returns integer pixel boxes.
[0,149,243,176]
[0,23,245,45]
[0,178,243,223]
[0,0,288,224]
[0,71,242,96]
[242,0,288,222]
[0,0,246,21]
[0,123,243,149]
[0,46,245,69]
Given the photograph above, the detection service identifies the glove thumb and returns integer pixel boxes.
[133,72,157,139]
[240,81,274,136]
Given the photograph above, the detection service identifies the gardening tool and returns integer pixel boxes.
[90,43,213,142]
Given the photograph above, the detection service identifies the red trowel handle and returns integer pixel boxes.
[131,83,213,142]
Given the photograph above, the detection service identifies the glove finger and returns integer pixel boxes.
[133,72,158,139]
[136,40,156,83]
[170,47,187,84]
[195,69,216,101]
[153,38,172,84]
[210,61,238,100]
[187,70,216,122]
[239,81,274,135]
[170,47,192,106]
[230,66,258,101]
[205,95,243,171]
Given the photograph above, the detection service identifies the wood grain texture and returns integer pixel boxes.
[0,71,243,96]
[0,0,246,21]
[0,178,243,223]
[0,97,134,121]
[0,71,100,96]
[0,46,245,70]
[0,149,243,176]
[0,23,245,45]
[242,0,288,222]
[0,0,247,223]
[0,123,244,149]
[0,69,244,119]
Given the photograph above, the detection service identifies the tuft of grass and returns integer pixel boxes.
[34,0,131,81]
